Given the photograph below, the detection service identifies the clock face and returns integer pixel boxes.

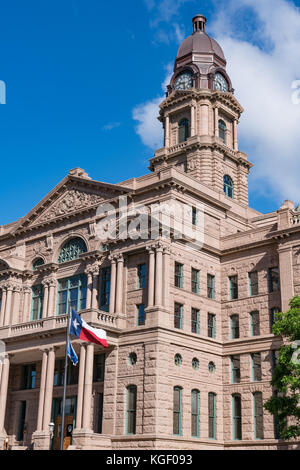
[174,72,193,90]
[214,73,228,92]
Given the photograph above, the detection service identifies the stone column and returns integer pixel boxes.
[42,347,56,431]
[278,246,294,312]
[200,104,209,136]
[0,287,7,326]
[37,350,48,431]
[115,255,124,314]
[155,244,163,307]
[46,278,57,318]
[147,247,155,308]
[42,282,49,319]
[75,344,86,430]
[191,104,196,137]
[22,286,32,323]
[0,354,10,433]
[91,267,99,310]
[3,284,13,326]
[85,269,93,309]
[11,285,21,325]
[162,247,170,308]
[233,119,238,150]
[164,115,170,148]
[109,257,117,315]
[214,107,219,137]
[82,343,94,430]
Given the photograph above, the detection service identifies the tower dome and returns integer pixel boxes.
[168,14,232,94]
[176,14,225,62]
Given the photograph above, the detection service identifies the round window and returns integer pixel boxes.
[208,362,216,373]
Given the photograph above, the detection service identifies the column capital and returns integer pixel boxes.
[85,264,100,276]
[45,277,57,288]
[41,279,50,288]
[108,253,118,263]
[23,285,32,294]
[146,245,156,254]
[12,284,22,292]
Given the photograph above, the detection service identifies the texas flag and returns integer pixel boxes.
[70,308,108,348]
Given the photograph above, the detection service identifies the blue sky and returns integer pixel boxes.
[1,0,300,225]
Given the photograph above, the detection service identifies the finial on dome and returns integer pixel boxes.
[192,14,207,33]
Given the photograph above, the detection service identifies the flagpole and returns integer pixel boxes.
[60,299,71,451]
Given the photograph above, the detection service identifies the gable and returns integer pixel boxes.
[13,174,131,233]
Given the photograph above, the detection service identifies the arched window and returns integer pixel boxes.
[178,118,190,143]
[218,119,226,144]
[126,385,137,435]
[173,386,183,436]
[57,237,87,264]
[224,175,234,199]
[32,258,45,271]
[232,394,242,440]
[191,389,200,437]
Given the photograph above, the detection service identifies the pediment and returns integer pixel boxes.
[13,174,130,233]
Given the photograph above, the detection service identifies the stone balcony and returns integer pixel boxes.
[0,308,121,342]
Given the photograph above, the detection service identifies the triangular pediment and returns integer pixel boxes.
[13,173,131,233]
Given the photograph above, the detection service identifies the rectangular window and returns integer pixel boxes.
[175,262,183,288]
[31,285,44,320]
[20,364,36,390]
[137,304,145,326]
[207,274,215,299]
[126,385,137,435]
[270,307,280,333]
[230,315,240,339]
[173,387,182,436]
[249,271,259,297]
[192,207,198,226]
[229,275,238,300]
[231,356,241,384]
[232,395,242,440]
[93,354,106,382]
[137,264,146,289]
[208,393,217,439]
[174,303,183,330]
[17,401,27,442]
[54,359,78,387]
[100,267,111,312]
[57,274,87,315]
[208,314,216,339]
[269,267,280,293]
[191,390,200,438]
[191,308,200,334]
[253,392,264,440]
[250,311,260,336]
[252,353,262,382]
[191,268,200,294]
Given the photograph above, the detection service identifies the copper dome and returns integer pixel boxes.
[176,14,225,62]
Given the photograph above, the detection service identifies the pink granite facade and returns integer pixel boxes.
[0,15,299,450]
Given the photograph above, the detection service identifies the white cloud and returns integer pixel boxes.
[210,0,300,203]
[135,0,300,205]
[143,0,194,44]
[132,63,173,149]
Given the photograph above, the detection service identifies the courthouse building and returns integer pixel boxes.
[0,14,300,450]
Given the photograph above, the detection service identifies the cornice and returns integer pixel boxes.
[159,89,243,116]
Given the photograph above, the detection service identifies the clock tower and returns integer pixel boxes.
[149,14,252,206]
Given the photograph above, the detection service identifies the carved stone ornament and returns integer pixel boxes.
[188,158,201,171]
[35,189,108,224]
